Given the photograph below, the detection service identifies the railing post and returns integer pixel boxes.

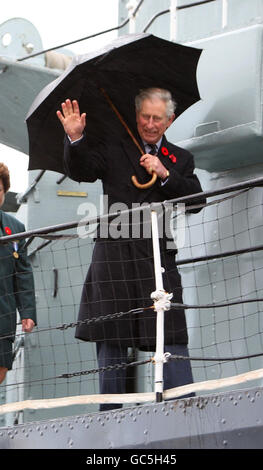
[126,0,139,34]
[151,210,172,403]
[170,0,178,42]
[222,0,228,29]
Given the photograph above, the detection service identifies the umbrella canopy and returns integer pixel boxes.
[26,33,202,174]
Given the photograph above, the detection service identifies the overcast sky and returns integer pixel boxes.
[0,0,119,192]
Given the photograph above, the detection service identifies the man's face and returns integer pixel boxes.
[136,98,175,145]
[0,178,5,208]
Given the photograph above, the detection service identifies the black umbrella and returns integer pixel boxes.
[26,33,202,181]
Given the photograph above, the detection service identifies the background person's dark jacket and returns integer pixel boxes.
[0,210,36,341]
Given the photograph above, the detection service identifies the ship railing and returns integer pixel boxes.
[16,0,219,64]
[0,175,263,418]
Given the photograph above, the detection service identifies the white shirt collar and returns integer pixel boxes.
[143,137,163,153]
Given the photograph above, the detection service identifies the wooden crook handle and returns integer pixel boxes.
[131,172,157,189]
[100,88,157,189]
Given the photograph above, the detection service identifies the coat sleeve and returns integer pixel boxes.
[14,236,37,325]
[63,134,108,182]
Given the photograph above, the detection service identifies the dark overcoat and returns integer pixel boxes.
[0,210,37,341]
[64,133,205,351]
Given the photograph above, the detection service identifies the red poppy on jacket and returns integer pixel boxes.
[161,146,169,156]
[169,154,177,163]
[161,146,177,163]
[4,226,12,235]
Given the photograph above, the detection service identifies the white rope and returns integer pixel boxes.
[0,367,263,415]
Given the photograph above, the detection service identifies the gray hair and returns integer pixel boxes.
[135,88,177,118]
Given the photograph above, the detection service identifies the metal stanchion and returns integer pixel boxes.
[151,210,172,403]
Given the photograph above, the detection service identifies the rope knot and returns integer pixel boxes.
[150,289,173,311]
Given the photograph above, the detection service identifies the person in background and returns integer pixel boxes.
[0,162,36,384]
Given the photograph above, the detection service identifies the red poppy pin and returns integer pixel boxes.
[161,146,177,163]
[4,226,12,235]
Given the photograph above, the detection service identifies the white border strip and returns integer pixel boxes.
[1,368,263,415]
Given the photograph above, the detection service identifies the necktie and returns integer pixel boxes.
[147,144,158,155]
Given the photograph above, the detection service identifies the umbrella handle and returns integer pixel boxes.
[100,88,157,189]
[131,172,157,189]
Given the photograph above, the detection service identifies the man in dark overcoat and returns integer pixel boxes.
[0,163,36,384]
[57,88,205,410]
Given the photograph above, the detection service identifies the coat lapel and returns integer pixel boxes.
[157,135,177,171]
[0,210,3,236]
[1,211,19,238]
[0,210,9,237]
[1,211,9,235]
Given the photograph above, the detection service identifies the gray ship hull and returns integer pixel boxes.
[0,386,263,449]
